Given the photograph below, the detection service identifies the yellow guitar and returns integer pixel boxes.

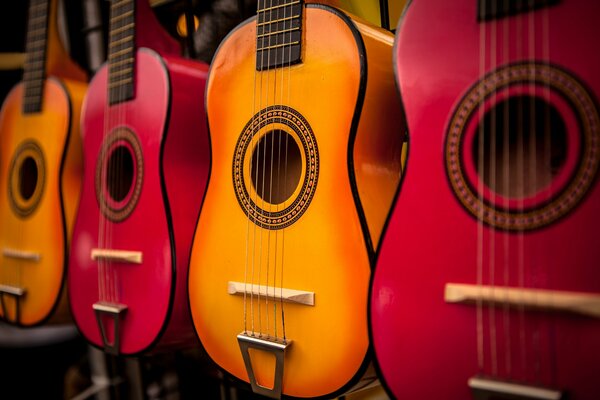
[0,0,86,326]
[189,0,405,398]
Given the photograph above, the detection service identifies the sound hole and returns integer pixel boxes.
[473,96,568,198]
[106,145,134,202]
[251,130,302,204]
[19,157,38,200]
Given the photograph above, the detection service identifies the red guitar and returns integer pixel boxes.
[371,0,600,398]
[68,0,209,355]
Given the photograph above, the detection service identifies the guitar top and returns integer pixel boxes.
[371,0,600,398]
[0,0,86,326]
[189,0,405,397]
[68,0,210,355]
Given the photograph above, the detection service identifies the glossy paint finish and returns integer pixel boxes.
[0,0,86,326]
[371,1,600,398]
[189,5,404,398]
[0,78,85,326]
[69,48,209,354]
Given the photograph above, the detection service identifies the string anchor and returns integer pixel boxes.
[93,301,127,355]
[0,284,26,324]
[237,332,291,399]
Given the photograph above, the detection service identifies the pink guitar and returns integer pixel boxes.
[371,0,600,398]
[68,0,209,355]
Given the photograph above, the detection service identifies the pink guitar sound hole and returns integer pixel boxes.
[105,142,136,206]
[95,128,144,222]
[446,63,600,230]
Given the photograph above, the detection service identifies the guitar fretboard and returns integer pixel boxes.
[23,0,50,114]
[256,0,303,71]
[108,0,136,105]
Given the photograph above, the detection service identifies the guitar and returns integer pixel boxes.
[68,0,210,355]
[0,0,87,326]
[188,0,405,398]
[371,0,600,398]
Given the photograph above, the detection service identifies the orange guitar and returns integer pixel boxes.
[188,0,405,398]
[0,0,86,326]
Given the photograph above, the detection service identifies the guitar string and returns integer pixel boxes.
[476,0,486,373]
[263,0,284,339]
[274,0,294,341]
[528,1,540,383]
[249,0,270,336]
[517,0,526,375]
[501,0,512,379]
[488,2,498,377]
[255,0,278,338]
[542,3,557,388]
[243,0,262,336]
[280,0,297,343]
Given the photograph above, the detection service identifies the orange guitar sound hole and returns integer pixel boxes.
[19,157,39,201]
[473,95,568,199]
[233,106,319,230]
[250,129,302,204]
[106,145,135,203]
[8,140,45,218]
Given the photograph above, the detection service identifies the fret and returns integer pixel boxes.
[257,26,299,38]
[22,0,49,114]
[257,14,299,27]
[112,0,130,8]
[107,0,136,105]
[112,10,133,23]
[258,41,299,51]
[110,57,134,68]
[27,27,46,36]
[110,67,132,78]
[110,22,134,36]
[25,59,45,68]
[30,2,46,11]
[256,0,303,71]
[108,77,133,88]
[109,35,134,48]
[258,0,300,13]
[109,47,133,59]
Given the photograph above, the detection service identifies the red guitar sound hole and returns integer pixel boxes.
[250,129,302,204]
[446,63,600,230]
[95,128,144,222]
[19,156,39,201]
[472,95,568,200]
[106,145,135,203]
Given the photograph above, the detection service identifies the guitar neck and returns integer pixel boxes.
[256,0,303,71]
[23,0,50,114]
[107,0,136,105]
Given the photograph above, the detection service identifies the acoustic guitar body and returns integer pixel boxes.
[0,78,85,326]
[190,3,404,398]
[371,0,600,398]
[0,0,86,327]
[69,48,209,354]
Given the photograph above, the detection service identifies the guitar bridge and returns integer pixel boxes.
[93,301,127,355]
[469,376,565,400]
[0,284,26,324]
[237,332,291,399]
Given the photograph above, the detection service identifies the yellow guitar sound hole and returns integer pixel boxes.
[250,129,302,205]
[8,140,45,218]
[19,156,39,201]
[106,145,135,203]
